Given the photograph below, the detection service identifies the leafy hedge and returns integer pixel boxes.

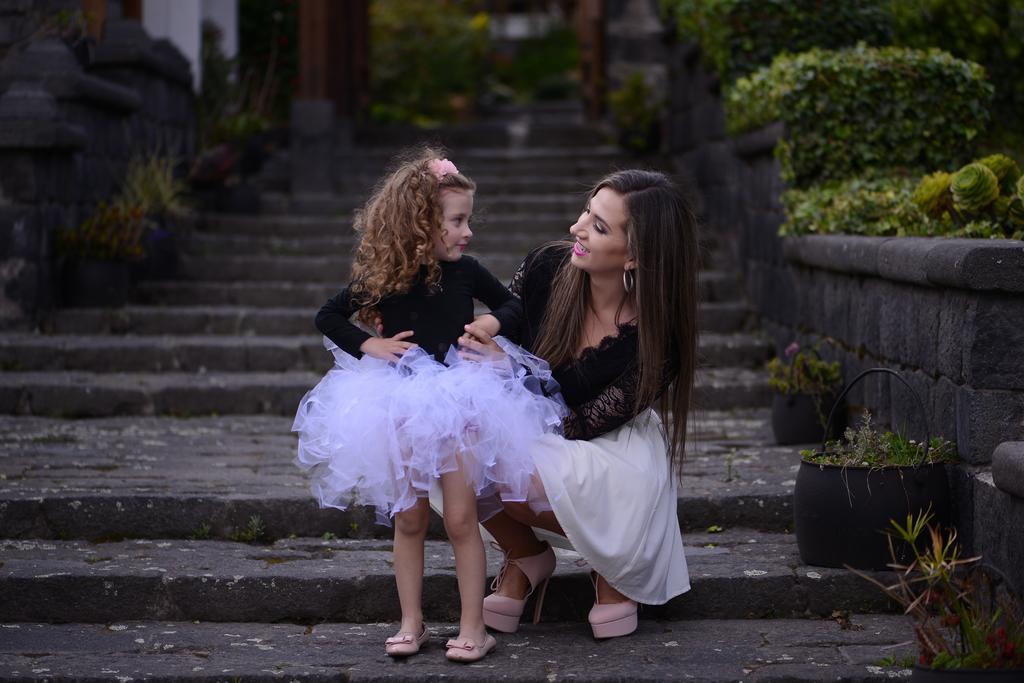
[662,0,891,84]
[781,155,1024,240]
[892,0,1024,142]
[726,45,993,187]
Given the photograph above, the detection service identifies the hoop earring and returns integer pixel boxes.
[623,269,635,293]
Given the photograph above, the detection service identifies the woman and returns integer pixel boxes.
[458,169,699,639]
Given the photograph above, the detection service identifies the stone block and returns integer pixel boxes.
[692,98,726,142]
[992,442,1024,499]
[972,472,1024,594]
[965,293,1024,390]
[0,151,38,201]
[935,289,969,383]
[955,386,1024,464]
[877,238,937,287]
[926,239,1024,293]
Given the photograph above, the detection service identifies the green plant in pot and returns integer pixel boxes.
[852,510,1024,680]
[118,153,190,281]
[608,73,661,154]
[55,202,145,308]
[794,368,957,571]
[766,341,843,445]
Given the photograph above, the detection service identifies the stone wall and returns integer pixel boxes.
[0,14,194,327]
[668,41,1024,590]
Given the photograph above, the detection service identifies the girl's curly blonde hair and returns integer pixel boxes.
[348,147,475,325]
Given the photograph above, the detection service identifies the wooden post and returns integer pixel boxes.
[298,0,368,118]
[80,0,107,40]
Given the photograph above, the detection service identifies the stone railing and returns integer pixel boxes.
[667,40,1024,591]
[0,18,194,327]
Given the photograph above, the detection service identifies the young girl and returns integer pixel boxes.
[292,149,564,662]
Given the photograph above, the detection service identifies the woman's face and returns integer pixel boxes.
[569,187,633,276]
[433,189,474,262]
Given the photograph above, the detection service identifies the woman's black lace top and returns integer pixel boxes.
[490,243,645,441]
[316,256,517,362]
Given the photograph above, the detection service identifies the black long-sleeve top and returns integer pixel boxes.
[316,256,517,362]
[492,242,654,441]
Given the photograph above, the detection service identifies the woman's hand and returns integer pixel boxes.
[471,313,501,338]
[360,330,416,361]
[459,321,504,360]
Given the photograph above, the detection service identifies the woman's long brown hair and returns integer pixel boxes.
[533,170,700,476]
[348,147,475,325]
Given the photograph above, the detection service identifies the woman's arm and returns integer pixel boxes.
[561,363,643,440]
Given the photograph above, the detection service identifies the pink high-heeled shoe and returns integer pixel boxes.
[482,541,555,633]
[588,572,637,639]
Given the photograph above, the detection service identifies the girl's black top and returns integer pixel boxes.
[490,242,651,441]
[316,256,517,362]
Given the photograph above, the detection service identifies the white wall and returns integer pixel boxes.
[201,0,238,60]
[142,0,202,90]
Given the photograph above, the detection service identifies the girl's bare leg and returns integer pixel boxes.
[440,458,488,644]
[393,497,430,635]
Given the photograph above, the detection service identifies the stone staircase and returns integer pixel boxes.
[0,108,915,680]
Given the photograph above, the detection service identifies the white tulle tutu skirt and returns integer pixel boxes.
[292,336,566,525]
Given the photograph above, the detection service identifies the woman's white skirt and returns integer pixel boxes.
[431,410,690,606]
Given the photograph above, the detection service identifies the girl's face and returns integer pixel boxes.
[433,189,474,262]
[569,187,634,277]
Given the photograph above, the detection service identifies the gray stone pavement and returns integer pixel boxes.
[0,617,916,681]
[0,410,803,539]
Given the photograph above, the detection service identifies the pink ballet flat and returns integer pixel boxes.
[445,634,497,662]
[588,572,638,639]
[384,625,430,657]
[482,541,556,633]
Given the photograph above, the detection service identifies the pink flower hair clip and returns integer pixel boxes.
[428,158,459,180]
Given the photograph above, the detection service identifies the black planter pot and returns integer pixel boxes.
[132,228,179,281]
[793,460,951,569]
[911,666,1024,682]
[793,367,952,570]
[771,392,843,445]
[61,259,131,308]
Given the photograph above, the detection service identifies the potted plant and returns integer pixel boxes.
[608,73,662,155]
[767,341,843,445]
[794,368,956,570]
[118,153,190,280]
[55,202,146,307]
[852,510,1024,680]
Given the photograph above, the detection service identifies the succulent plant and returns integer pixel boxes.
[912,171,952,217]
[978,153,1022,194]
[951,163,1000,213]
[1018,173,1024,202]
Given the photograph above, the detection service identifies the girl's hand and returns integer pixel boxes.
[360,330,416,361]
[459,322,504,361]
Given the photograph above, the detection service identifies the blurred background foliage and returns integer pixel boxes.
[368,0,580,125]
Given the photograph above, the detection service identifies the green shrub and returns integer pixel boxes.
[727,45,993,187]
[56,203,146,262]
[493,26,579,102]
[608,73,661,153]
[782,166,1024,240]
[892,0,1024,144]
[370,0,491,125]
[662,0,891,83]
[237,0,298,123]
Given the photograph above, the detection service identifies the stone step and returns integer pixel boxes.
[175,251,735,285]
[350,123,611,149]
[0,332,770,373]
[197,212,584,236]
[0,616,915,681]
[0,531,896,624]
[258,192,596,217]
[0,366,769,418]
[0,410,796,541]
[50,302,755,336]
